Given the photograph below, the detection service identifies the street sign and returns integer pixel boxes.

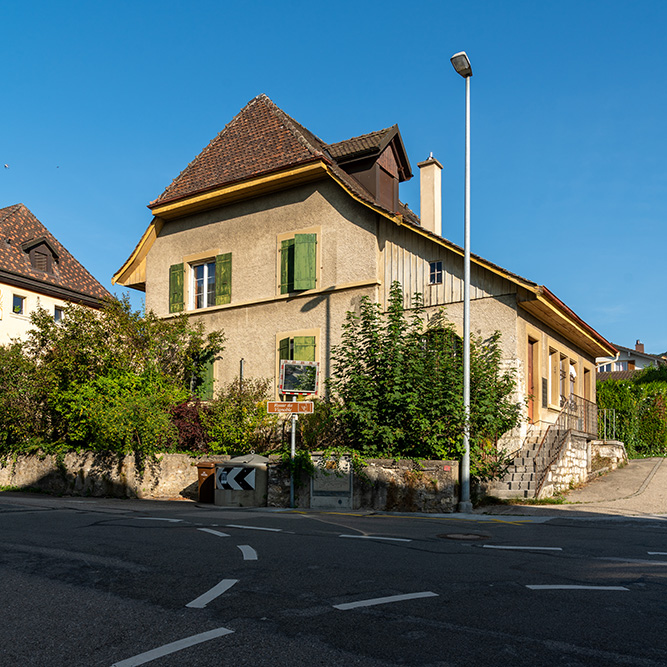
[267,401,314,414]
[216,466,256,491]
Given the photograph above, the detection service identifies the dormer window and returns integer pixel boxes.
[22,238,58,275]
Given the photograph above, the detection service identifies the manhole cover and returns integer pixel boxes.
[438,533,490,541]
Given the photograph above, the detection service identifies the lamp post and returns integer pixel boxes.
[450,51,473,513]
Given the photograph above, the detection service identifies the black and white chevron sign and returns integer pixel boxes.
[216,466,256,491]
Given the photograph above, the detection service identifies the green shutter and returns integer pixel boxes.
[215,253,232,305]
[294,336,316,361]
[198,358,215,400]
[280,238,294,294]
[169,263,184,313]
[279,337,291,361]
[294,234,317,290]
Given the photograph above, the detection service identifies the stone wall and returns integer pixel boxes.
[538,433,590,498]
[1,452,460,512]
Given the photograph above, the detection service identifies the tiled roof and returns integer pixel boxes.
[0,204,110,304]
[150,94,407,216]
[597,370,641,382]
[328,127,395,161]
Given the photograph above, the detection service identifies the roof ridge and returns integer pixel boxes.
[328,125,395,149]
[0,203,24,226]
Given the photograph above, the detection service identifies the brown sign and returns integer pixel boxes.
[267,401,314,414]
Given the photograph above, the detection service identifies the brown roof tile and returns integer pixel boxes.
[0,204,110,304]
[149,94,409,216]
[328,127,395,161]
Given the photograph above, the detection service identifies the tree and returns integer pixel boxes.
[324,282,522,472]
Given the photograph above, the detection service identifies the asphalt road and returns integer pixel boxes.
[1,493,666,666]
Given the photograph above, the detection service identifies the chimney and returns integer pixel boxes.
[635,339,645,354]
[417,154,443,236]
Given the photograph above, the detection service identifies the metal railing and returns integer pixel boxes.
[534,394,597,497]
[598,409,617,440]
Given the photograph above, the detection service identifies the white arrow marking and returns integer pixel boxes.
[226,524,282,532]
[197,528,230,538]
[526,585,629,591]
[483,545,562,551]
[237,545,258,561]
[111,626,234,666]
[185,579,238,608]
[334,591,438,610]
[339,535,412,543]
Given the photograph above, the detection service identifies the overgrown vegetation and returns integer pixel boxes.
[597,365,667,457]
[1,286,523,483]
[301,283,522,478]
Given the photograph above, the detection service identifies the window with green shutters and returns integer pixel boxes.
[279,335,316,362]
[280,233,316,294]
[168,253,231,313]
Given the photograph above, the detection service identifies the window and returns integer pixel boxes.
[12,295,25,315]
[169,253,231,314]
[54,307,63,323]
[193,358,215,400]
[279,336,316,362]
[280,233,317,294]
[192,261,216,310]
[549,349,559,406]
[429,261,443,285]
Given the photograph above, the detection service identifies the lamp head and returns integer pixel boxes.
[450,51,472,78]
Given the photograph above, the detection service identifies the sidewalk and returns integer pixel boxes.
[476,457,667,518]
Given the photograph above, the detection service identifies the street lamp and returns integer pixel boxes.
[451,51,473,513]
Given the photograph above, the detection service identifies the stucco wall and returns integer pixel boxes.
[0,282,70,345]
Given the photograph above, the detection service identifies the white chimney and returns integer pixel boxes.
[417,154,443,236]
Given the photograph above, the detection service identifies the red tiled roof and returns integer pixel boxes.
[149,94,409,216]
[0,204,110,304]
[328,127,395,161]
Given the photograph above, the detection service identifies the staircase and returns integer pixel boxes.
[491,430,549,499]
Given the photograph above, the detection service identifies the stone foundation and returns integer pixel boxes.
[1,452,460,512]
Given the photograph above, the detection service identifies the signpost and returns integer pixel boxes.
[267,401,314,414]
[273,360,320,508]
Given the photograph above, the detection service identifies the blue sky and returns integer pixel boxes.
[3,0,666,353]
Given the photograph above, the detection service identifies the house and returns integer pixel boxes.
[597,339,666,376]
[0,203,110,344]
[113,94,615,452]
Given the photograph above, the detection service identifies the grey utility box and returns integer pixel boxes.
[310,454,353,509]
[214,454,269,507]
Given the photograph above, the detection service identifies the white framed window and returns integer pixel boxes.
[54,306,64,323]
[191,261,216,310]
[429,261,443,285]
[12,294,25,315]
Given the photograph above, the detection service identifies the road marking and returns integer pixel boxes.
[111,626,234,666]
[185,579,238,608]
[339,534,412,542]
[526,585,629,591]
[483,545,562,551]
[237,544,258,560]
[198,528,230,538]
[648,551,667,555]
[226,524,282,532]
[598,556,667,566]
[134,517,182,523]
[334,591,438,610]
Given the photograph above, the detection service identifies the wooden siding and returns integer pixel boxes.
[382,226,517,309]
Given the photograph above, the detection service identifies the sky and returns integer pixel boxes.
[2,0,666,354]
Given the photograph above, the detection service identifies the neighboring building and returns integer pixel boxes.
[597,339,666,374]
[0,203,110,344]
[113,94,615,449]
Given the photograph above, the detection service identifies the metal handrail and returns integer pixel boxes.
[534,394,597,497]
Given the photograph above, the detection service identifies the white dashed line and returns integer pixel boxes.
[526,585,629,591]
[483,545,562,551]
[648,551,667,555]
[111,626,234,666]
[339,535,412,542]
[185,579,239,608]
[226,524,282,532]
[334,591,438,610]
[198,528,230,538]
[237,544,258,561]
[134,517,183,523]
